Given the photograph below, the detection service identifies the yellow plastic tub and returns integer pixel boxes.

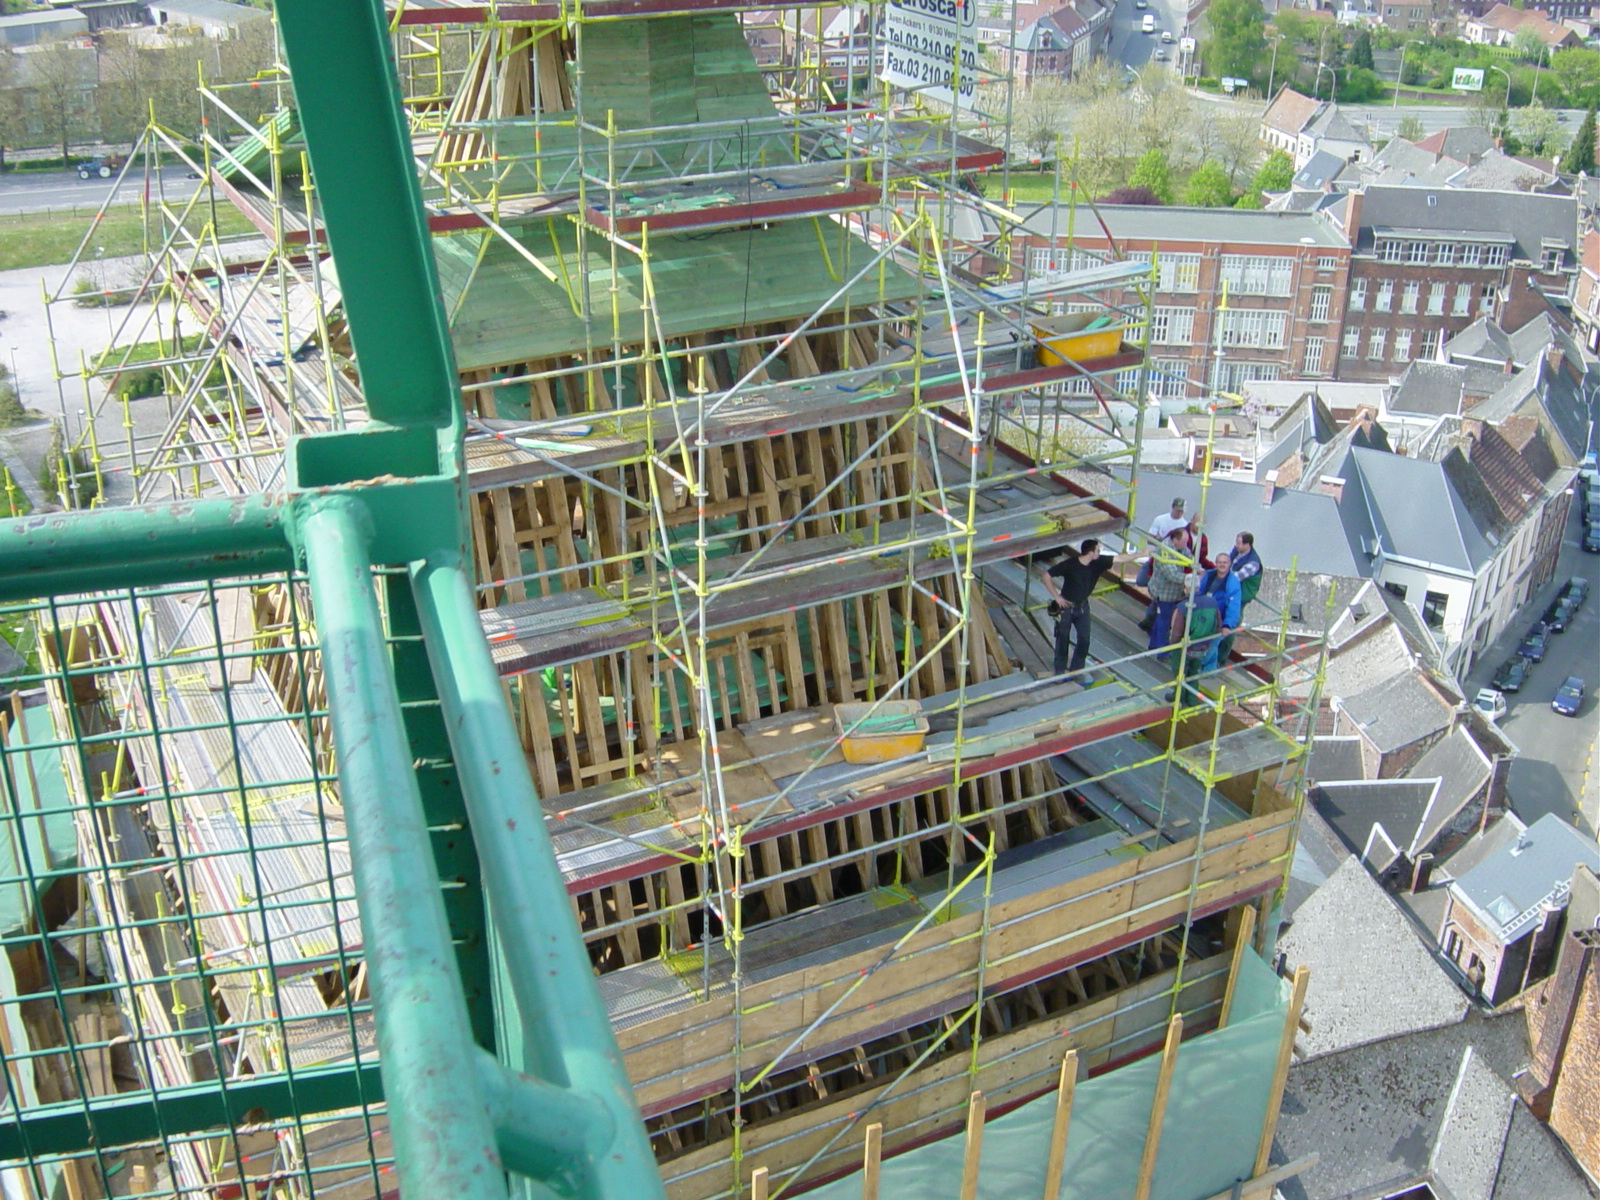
[1033,313,1125,366]
[835,700,930,764]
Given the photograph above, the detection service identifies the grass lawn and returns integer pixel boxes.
[0,203,259,273]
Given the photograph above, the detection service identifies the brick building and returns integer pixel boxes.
[1016,205,1351,410]
[1326,186,1579,383]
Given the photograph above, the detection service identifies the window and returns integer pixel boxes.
[1220,308,1288,349]
[1428,282,1447,315]
[1349,278,1368,311]
[1461,243,1484,268]
[1420,328,1443,359]
[1394,329,1412,361]
[1343,327,1362,357]
[1367,329,1387,360]
[1484,244,1509,269]
[1406,241,1430,265]
[1423,590,1449,630]
[1215,361,1281,391]
[1160,253,1201,292]
[1433,243,1459,267]
[1375,281,1394,313]
[1384,581,1408,600]
[1378,240,1404,265]
[1303,336,1325,375]
[1317,255,1338,271]
[1220,254,1294,297]
[1150,359,1191,399]
[1481,283,1497,315]
[1028,247,1058,273]
[1453,283,1472,317]
[1149,306,1195,345]
[1309,286,1332,323]
[1542,246,1563,273]
[1401,281,1420,314]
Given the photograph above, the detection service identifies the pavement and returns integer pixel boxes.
[0,165,201,219]
[1460,497,1600,838]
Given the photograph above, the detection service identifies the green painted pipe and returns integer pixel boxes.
[411,556,668,1200]
[0,494,291,603]
[301,498,507,1200]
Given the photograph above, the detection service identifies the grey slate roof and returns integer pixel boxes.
[1279,856,1468,1057]
[1272,1010,1545,1200]
[1313,779,1442,870]
[1292,149,1345,191]
[1391,360,1467,417]
[1307,735,1365,784]
[1017,205,1348,247]
[1134,474,1368,577]
[1336,668,1453,755]
[1350,186,1578,264]
[1446,318,1519,367]
[1450,813,1599,945]
[1492,1097,1600,1198]
[1346,445,1496,574]
[1410,725,1495,855]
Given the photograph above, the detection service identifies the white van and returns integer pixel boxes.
[1142,14,1156,32]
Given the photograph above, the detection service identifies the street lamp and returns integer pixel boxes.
[1393,39,1427,111]
[1488,63,1512,110]
[1266,35,1283,101]
[1532,41,1549,105]
[1315,61,1339,101]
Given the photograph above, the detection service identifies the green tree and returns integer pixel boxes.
[1349,28,1374,71]
[1396,114,1426,142]
[0,364,26,429]
[1512,98,1566,155]
[1552,46,1600,107]
[1251,147,1294,192]
[1567,106,1598,174]
[1233,189,1265,208]
[1512,27,1545,63]
[1204,0,1268,82]
[1127,147,1173,203]
[1183,159,1234,205]
[28,38,94,162]
[1015,77,1073,161]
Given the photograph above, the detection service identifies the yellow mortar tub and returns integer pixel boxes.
[835,700,930,764]
[1033,313,1126,366]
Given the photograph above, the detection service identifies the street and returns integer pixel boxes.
[1106,0,1189,74]
[1463,499,1600,837]
[1343,103,1585,141]
[0,165,200,218]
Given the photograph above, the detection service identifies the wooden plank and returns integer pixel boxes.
[1253,966,1310,1176]
[1134,1016,1183,1200]
[958,1091,986,1200]
[862,1123,882,1200]
[750,1167,768,1200]
[1041,1050,1077,1200]
[1217,904,1257,1029]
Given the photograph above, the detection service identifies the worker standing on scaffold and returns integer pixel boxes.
[1041,538,1140,679]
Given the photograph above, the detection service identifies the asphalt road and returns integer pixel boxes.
[1108,0,1189,75]
[1345,103,1586,142]
[1464,498,1600,837]
[0,165,201,218]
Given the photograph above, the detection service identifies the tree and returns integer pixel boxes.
[1511,26,1545,63]
[28,38,94,162]
[1183,160,1234,206]
[0,49,23,171]
[1251,147,1294,193]
[1512,99,1566,156]
[1552,46,1600,108]
[1349,28,1374,71]
[1136,66,1198,164]
[1205,102,1265,184]
[1233,189,1265,208]
[1567,106,1597,174]
[1015,77,1073,162]
[1337,66,1384,102]
[1101,185,1163,204]
[1204,0,1268,82]
[0,363,26,429]
[1396,114,1426,142]
[1127,147,1173,203]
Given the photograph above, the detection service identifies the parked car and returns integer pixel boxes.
[1473,688,1507,722]
[1565,577,1590,607]
[1493,657,1530,693]
[1519,624,1551,662]
[1585,526,1600,553]
[1154,47,1169,59]
[1544,598,1577,632]
[1552,676,1585,716]
[1161,29,1175,41]
[1142,13,1156,31]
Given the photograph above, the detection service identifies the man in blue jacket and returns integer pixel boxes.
[1194,550,1241,672]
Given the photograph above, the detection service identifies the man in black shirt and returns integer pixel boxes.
[1041,538,1139,676]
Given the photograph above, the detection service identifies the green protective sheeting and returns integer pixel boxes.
[217,107,306,183]
[435,220,917,371]
[0,709,79,938]
[806,952,1289,1200]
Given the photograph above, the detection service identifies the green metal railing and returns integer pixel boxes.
[0,1,664,1197]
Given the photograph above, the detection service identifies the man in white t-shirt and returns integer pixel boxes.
[1149,497,1189,540]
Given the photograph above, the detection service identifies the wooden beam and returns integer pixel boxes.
[1133,1015,1183,1200]
[1253,966,1310,1177]
[1041,1049,1078,1200]
[958,1090,986,1200]
[1195,1154,1319,1200]
[862,1122,883,1200]
[750,1166,769,1200]
[1217,904,1258,1029]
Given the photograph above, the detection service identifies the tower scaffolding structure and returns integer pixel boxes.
[4,2,1328,1198]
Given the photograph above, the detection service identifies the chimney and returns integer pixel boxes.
[1463,417,1484,443]
[1318,475,1346,503]
[1410,852,1434,893]
[1518,927,1600,1116]
[1262,468,1279,506]
[1342,188,1364,243]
